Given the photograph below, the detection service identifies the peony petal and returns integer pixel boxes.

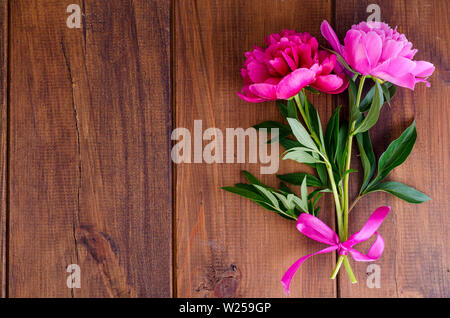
[344,30,371,74]
[290,44,299,66]
[281,49,298,71]
[317,51,336,75]
[320,20,344,55]
[269,57,290,76]
[246,61,269,83]
[372,56,416,76]
[236,86,266,103]
[412,60,435,77]
[249,83,278,100]
[416,77,431,87]
[364,31,382,68]
[275,68,316,100]
[371,57,417,89]
[380,39,404,62]
[297,43,313,67]
[236,91,266,103]
[264,77,282,85]
[311,74,344,92]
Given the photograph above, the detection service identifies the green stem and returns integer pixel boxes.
[294,94,309,128]
[348,195,363,213]
[325,164,344,238]
[294,90,359,282]
[343,133,354,238]
[330,255,344,279]
[343,256,357,283]
[294,93,343,237]
[294,93,322,147]
[329,75,367,282]
[343,75,366,239]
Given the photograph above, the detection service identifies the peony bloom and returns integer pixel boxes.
[320,20,435,90]
[237,30,349,102]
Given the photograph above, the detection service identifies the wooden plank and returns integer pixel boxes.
[334,0,449,297]
[9,0,171,297]
[0,0,7,299]
[175,0,337,297]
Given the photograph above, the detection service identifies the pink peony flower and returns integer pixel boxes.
[237,30,349,102]
[321,20,435,90]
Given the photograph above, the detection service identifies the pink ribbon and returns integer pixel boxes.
[281,206,390,294]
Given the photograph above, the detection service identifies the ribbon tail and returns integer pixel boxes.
[281,246,337,295]
[345,206,390,246]
[349,232,385,262]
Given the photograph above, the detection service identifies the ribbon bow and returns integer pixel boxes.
[281,206,390,294]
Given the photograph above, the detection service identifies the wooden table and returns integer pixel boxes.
[0,0,448,297]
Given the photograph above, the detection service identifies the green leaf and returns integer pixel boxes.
[387,83,397,103]
[337,169,357,187]
[366,121,417,190]
[381,84,390,104]
[286,99,298,119]
[348,76,360,122]
[222,185,265,203]
[277,173,323,187]
[353,81,383,134]
[279,182,292,194]
[273,192,293,210]
[335,121,348,174]
[291,195,308,213]
[242,170,265,186]
[356,130,376,193]
[277,101,288,118]
[223,185,279,212]
[222,185,296,220]
[339,169,358,181]
[305,101,325,146]
[253,121,291,143]
[279,138,301,150]
[253,185,279,209]
[253,121,290,132]
[300,176,308,205]
[287,117,318,151]
[314,206,320,217]
[307,188,322,200]
[381,81,397,104]
[277,100,298,119]
[325,106,340,159]
[305,86,320,94]
[360,82,397,112]
[367,181,431,204]
[312,193,324,208]
[359,85,375,112]
[283,148,319,164]
[315,162,328,186]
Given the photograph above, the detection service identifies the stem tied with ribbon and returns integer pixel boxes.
[281,206,390,295]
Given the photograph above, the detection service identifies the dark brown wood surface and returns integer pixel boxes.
[8,0,171,297]
[0,0,447,298]
[0,0,7,299]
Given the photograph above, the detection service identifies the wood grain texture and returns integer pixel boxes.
[175,0,337,298]
[334,0,449,297]
[3,0,448,298]
[9,0,171,297]
[0,0,7,299]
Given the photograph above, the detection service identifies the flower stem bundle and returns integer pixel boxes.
[223,20,433,292]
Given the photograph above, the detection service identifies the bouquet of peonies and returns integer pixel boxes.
[223,21,434,294]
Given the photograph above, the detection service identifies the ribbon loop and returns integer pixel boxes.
[281,206,390,295]
[296,213,340,245]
